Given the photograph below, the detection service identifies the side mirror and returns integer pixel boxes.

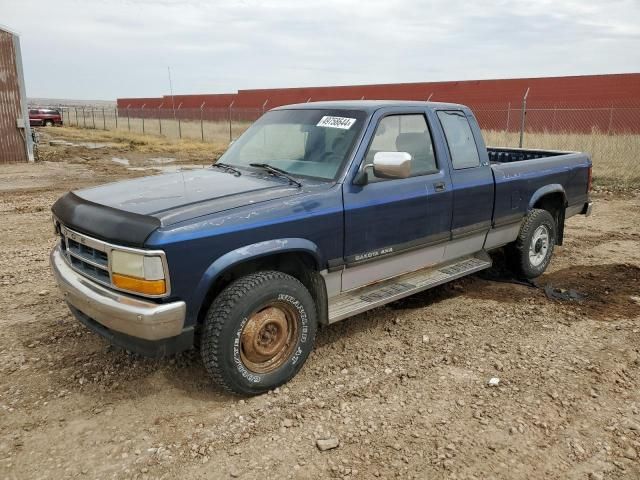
[372,152,412,179]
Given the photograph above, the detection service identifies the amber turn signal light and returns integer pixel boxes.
[112,273,167,296]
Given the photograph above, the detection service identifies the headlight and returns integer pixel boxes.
[111,250,166,296]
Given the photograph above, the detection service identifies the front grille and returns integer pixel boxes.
[67,238,109,267]
[69,255,111,283]
[58,226,112,287]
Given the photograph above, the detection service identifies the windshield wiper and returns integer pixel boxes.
[211,162,242,176]
[249,163,302,187]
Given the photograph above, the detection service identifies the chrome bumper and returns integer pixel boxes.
[50,245,186,341]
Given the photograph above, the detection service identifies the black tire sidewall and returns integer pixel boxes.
[521,211,556,278]
[210,275,316,394]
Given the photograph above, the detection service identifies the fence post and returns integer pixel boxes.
[115,107,118,129]
[158,103,163,135]
[262,98,269,115]
[228,100,235,142]
[506,102,511,131]
[75,107,78,126]
[177,102,182,139]
[519,88,529,148]
[102,107,106,130]
[200,102,206,141]
[127,105,131,132]
[141,104,146,135]
[607,104,614,135]
[91,108,96,129]
[82,107,86,128]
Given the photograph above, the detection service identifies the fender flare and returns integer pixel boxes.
[528,184,567,211]
[190,238,324,319]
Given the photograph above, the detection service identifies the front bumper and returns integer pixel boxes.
[50,245,186,342]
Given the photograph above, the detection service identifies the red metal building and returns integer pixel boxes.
[117,73,640,133]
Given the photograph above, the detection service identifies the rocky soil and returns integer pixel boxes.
[1,129,639,479]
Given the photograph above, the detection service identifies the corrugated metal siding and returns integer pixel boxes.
[0,29,28,163]
[117,73,640,132]
[230,74,640,108]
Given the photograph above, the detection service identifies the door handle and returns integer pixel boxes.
[434,182,446,192]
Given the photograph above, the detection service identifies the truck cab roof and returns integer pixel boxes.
[273,100,468,113]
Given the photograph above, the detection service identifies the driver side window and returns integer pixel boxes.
[364,114,437,182]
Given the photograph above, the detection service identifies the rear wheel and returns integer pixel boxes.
[509,209,557,279]
[44,120,53,127]
[201,271,317,395]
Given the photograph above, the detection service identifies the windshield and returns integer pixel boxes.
[219,109,367,180]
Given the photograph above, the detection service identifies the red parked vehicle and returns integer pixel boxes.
[29,108,63,127]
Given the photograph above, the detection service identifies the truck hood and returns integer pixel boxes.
[76,168,300,223]
[52,168,302,247]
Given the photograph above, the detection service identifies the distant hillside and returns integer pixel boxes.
[28,98,116,108]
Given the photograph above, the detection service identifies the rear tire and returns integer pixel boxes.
[44,120,53,127]
[509,209,556,279]
[201,271,317,395]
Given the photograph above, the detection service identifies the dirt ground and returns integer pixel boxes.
[1,129,639,480]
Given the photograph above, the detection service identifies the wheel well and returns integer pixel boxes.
[533,192,566,245]
[197,252,328,328]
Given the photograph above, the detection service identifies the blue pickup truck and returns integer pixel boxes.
[50,101,592,394]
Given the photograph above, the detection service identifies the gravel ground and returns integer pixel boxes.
[1,130,639,480]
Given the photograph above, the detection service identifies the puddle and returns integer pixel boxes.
[49,140,118,149]
[126,164,207,173]
[49,140,76,147]
[149,157,176,164]
[111,157,130,166]
[79,142,119,149]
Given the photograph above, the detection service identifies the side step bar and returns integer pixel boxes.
[327,252,492,324]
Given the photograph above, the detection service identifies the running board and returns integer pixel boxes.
[327,252,492,324]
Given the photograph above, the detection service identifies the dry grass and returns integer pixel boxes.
[49,126,228,158]
[65,112,252,144]
[483,130,640,187]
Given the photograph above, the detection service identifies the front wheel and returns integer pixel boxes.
[201,271,317,395]
[44,120,54,127]
[509,209,557,279]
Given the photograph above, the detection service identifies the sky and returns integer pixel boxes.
[2,0,639,100]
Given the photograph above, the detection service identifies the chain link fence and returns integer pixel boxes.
[57,102,640,186]
[59,106,261,143]
[473,102,640,186]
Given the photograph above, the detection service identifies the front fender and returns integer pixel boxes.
[190,238,324,317]
[528,184,567,210]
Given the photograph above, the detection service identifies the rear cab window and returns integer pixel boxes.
[437,111,480,169]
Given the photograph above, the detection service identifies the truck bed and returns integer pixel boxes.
[487,146,591,228]
[487,146,573,164]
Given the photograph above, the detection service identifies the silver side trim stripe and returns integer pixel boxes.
[327,252,491,324]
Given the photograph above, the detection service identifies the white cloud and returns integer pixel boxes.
[2,0,639,99]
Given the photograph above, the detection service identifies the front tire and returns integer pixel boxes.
[509,209,556,279]
[201,271,317,395]
[44,120,54,127]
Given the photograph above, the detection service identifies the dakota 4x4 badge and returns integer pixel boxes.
[354,247,394,262]
[316,116,356,129]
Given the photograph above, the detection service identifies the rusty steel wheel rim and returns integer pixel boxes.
[240,302,299,374]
